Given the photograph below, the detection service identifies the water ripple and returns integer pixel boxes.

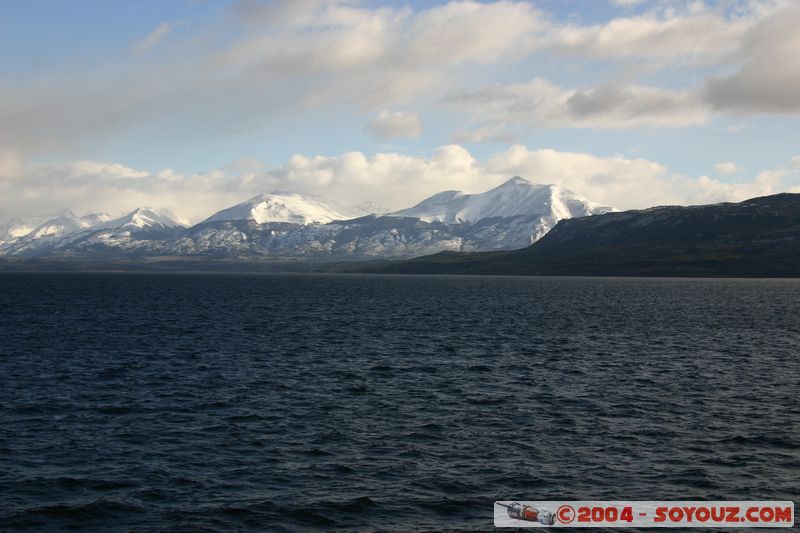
[1,273,799,531]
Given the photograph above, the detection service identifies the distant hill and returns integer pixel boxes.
[354,193,800,277]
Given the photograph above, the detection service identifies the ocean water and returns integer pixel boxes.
[0,273,798,531]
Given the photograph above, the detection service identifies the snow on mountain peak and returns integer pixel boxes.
[1,180,614,258]
[387,176,612,243]
[23,211,113,239]
[499,176,532,187]
[104,207,185,230]
[203,192,352,225]
[390,177,609,225]
[0,215,54,241]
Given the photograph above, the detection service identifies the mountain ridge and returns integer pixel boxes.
[0,208,184,257]
[353,192,800,277]
[0,177,608,259]
[390,177,609,227]
[202,192,355,225]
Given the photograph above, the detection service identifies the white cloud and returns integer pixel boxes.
[134,22,174,54]
[367,110,422,139]
[2,146,795,224]
[688,166,789,204]
[401,1,543,65]
[612,0,646,6]
[542,5,755,63]
[0,148,24,180]
[3,0,800,211]
[439,2,800,131]
[213,0,543,105]
[0,0,546,160]
[485,145,789,209]
[449,2,799,130]
[451,127,515,144]
[704,3,800,113]
[1,0,796,163]
[485,145,672,208]
[445,78,708,129]
[714,161,740,174]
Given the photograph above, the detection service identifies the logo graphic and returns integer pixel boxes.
[494,501,794,528]
[496,502,556,525]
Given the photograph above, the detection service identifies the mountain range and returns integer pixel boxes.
[0,178,610,260]
[358,193,800,277]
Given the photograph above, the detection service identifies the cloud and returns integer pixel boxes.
[611,0,646,6]
[438,2,800,131]
[542,5,754,63]
[445,78,708,129]
[134,22,174,54]
[688,168,786,204]
[437,2,796,131]
[0,0,544,161]
[213,0,543,104]
[2,146,795,224]
[0,148,24,180]
[704,4,800,113]
[485,145,672,208]
[2,0,798,194]
[367,110,422,139]
[451,127,515,144]
[485,145,790,209]
[714,161,740,174]
[1,0,796,165]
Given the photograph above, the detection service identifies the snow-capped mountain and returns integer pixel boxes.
[171,178,611,258]
[0,214,56,244]
[0,208,184,256]
[390,177,610,242]
[0,211,114,256]
[63,208,186,254]
[204,192,354,225]
[0,178,612,259]
[21,211,112,239]
[370,193,800,277]
[99,207,185,231]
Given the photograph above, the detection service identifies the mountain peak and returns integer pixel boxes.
[390,177,610,225]
[492,177,566,193]
[103,208,184,230]
[388,177,613,242]
[501,176,532,187]
[203,192,352,225]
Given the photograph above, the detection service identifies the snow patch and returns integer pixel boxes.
[203,192,354,225]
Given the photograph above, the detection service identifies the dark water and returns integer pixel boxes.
[0,273,798,531]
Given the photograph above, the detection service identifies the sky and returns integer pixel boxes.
[1,0,800,223]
